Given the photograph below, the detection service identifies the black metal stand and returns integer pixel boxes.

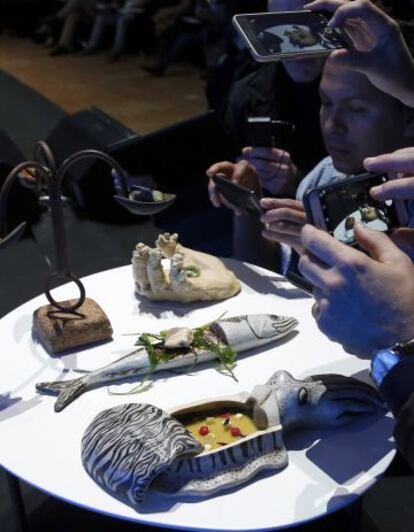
[5,471,28,532]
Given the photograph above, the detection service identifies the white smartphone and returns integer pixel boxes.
[233,10,352,62]
[303,173,409,246]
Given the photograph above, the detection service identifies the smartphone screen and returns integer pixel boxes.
[233,11,351,61]
[306,173,406,245]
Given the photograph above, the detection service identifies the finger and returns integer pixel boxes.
[304,0,345,15]
[261,207,306,225]
[206,161,234,178]
[390,227,414,261]
[298,250,331,290]
[260,164,291,181]
[208,179,221,208]
[262,220,303,237]
[247,157,281,177]
[232,160,256,188]
[300,224,359,267]
[261,198,304,211]
[370,176,414,201]
[261,230,303,251]
[242,146,287,162]
[354,223,410,264]
[323,0,389,30]
[365,150,414,177]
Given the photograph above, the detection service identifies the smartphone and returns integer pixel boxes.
[246,117,295,149]
[303,172,409,246]
[233,10,352,62]
[212,174,263,215]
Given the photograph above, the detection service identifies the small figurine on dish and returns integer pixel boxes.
[132,233,241,302]
[36,314,298,411]
[81,370,384,507]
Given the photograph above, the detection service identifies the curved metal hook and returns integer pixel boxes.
[57,149,128,198]
[0,160,49,241]
[0,144,144,315]
[46,272,86,313]
[34,141,57,176]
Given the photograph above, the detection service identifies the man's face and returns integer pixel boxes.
[320,63,409,174]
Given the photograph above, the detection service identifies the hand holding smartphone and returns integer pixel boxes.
[303,172,409,246]
[233,10,353,62]
[212,174,263,215]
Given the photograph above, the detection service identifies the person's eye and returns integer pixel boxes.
[347,104,366,113]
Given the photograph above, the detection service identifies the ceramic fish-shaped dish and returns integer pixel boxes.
[81,371,384,507]
[36,314,298,412]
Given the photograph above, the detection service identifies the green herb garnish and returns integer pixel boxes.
[183,265,201,278]
[114,314,237,396]
[192,326,238,382]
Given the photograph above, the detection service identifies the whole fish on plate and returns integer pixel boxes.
[36,314,298,412]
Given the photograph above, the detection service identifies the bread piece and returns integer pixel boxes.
[33,298,113,354]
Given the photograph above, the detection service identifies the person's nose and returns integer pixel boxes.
[324,107,347,137]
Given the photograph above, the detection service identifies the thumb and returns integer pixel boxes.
[391,228,414,261]
[354,223,407,263]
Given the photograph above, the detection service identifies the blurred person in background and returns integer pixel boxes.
[46,0,98,55]
[142,0,212,77]
[80,0,157,61]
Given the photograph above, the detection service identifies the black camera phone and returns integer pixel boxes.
[212,174,263,215]
[233,10,353,63]
[246,117,295,149]
[303,172,409,246]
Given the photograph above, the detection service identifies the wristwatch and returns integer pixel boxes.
[370,337,414,388]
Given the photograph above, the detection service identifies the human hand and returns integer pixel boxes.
[298,223,414,355]
[260,198,306,254]
[241,147,298,197]
[364,149,414,260]
[206,160,260,215]
[366,147,414,184]
[305,0,414,106]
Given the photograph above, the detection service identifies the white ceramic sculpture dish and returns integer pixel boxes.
[132,233,241,302]
[36,314,299,412]
[81,371,384,509]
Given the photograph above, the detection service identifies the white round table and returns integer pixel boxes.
[0,260,395,531]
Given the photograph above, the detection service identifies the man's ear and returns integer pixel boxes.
[402,106,414,138]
